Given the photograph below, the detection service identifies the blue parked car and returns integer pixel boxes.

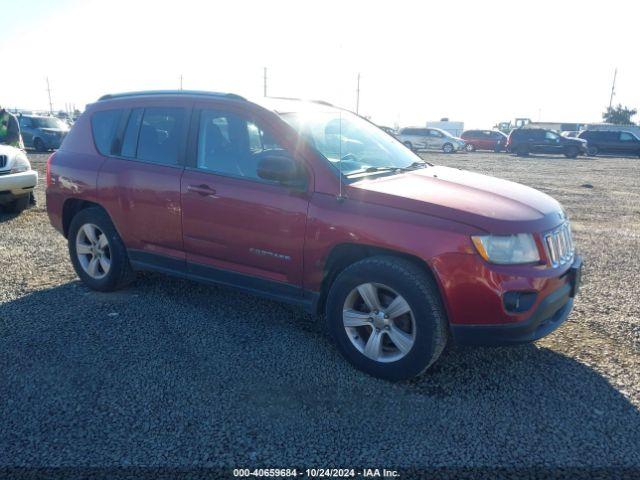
[18,115,69,151]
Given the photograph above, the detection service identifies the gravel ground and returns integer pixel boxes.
[1,151,639,475]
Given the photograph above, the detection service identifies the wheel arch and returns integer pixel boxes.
[62,198,106,238]
[314,242,444,316]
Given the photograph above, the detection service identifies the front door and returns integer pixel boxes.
[180,105,310,293]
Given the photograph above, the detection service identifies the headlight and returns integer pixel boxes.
[10,153,31,174]
[471,233,540,264]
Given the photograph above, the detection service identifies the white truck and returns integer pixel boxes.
[0,145,38,213]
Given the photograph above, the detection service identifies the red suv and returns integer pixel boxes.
[460,129,508,152]
[46,91,582,381]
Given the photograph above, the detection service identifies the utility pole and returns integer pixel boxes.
[263,67,267,97]
[180,74,183,90]
[609,68,617,109]
[355,73,360,115]
[46,77,53,115]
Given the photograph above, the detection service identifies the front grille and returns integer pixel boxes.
[544,222,574,267]
[0,155,7,169]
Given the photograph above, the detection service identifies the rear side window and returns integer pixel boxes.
[136,107,186,165]
[91,109,123,155]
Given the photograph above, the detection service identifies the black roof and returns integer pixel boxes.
[97,90,246,101]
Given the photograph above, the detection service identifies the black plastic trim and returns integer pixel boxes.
[128,250,315,312]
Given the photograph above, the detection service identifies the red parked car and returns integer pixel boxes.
[46,91,582,381]
[461,129,508,152]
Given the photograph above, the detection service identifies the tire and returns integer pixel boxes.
[516,145,529,157]
[403,141,413,151]
[564,146,579,159]
[5,195,30,214]
[464,143,475,152]
[68,207,135,291]
[587,146,598,156]
[325,256,448,381]
[34,138,47,152]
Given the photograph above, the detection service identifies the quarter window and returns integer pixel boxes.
[91,109,123,156]
[197,110,288,181]
[620,132,635,142]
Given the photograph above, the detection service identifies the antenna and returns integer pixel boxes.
[180,74,183,90]
[338,110,343,201]
[355,73,360,115]
[609,68,617,109]
[46,77,53,115]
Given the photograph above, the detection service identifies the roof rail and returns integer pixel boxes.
[265,96,337,108]
[97,90,246,101]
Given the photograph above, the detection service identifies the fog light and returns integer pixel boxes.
[503,291,537,313]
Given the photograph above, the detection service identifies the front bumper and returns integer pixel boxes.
[450,255,582,346]
[0,170,38,201]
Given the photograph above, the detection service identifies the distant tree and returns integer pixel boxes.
[602,104,637,125]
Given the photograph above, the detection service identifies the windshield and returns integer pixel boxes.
[32,117,67,129]
[281,110,426,177]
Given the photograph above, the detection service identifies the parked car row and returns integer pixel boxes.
[387,124,640,159]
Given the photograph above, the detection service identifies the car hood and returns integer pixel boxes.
[347,166,565,234]
[0,144,22,158]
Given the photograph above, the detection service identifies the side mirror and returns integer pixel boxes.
[257,153,303,185]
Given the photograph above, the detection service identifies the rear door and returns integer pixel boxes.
[618,132,640,156]
[180,101,310,291]
[97,101,190,265]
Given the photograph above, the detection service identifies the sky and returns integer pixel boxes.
[0,0,638,129]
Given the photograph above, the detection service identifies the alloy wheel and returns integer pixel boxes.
[75,223,111,279]
[342,282,416,363]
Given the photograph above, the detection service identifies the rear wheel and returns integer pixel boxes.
[68,207,135,291]
[325,256,448,381]
[403,141,413,151]
[587,145,598,156]
[34,138,47,152]
[442,143,454,153]
[516,145,529,157]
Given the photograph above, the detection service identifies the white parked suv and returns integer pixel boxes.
[398,127,466,153]
[0,145,37,213]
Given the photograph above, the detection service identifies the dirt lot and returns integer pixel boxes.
[1,151,639,474]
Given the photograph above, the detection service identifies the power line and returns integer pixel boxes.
[46,77,53,115]
[263,67,267,97]
[609,68,617,109]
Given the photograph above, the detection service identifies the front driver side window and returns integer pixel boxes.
[197,110,288,182]
[545,131,559,141]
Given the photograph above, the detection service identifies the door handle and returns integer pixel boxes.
[187,184,217,197]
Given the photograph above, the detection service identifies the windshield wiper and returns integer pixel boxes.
[344,162,428,177]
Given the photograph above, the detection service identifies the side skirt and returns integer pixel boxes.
[128,250,318,314]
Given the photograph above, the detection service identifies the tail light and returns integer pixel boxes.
[46,152,54,187]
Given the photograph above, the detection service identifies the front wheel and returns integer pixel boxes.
[464,143,475,152]
[325,256,448,381]
[442,143,454,153]
[34,138,47,152]
[564,146,579,158]
[403,141,414,151]
[4,195,30,213]
[587,146,598,156]
[68,207,135,291]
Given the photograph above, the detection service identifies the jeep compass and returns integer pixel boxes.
[46,91,582,381]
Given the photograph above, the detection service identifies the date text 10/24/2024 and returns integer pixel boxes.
[233,468,400,478]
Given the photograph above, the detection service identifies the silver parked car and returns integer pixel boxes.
[397,127,465,153]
